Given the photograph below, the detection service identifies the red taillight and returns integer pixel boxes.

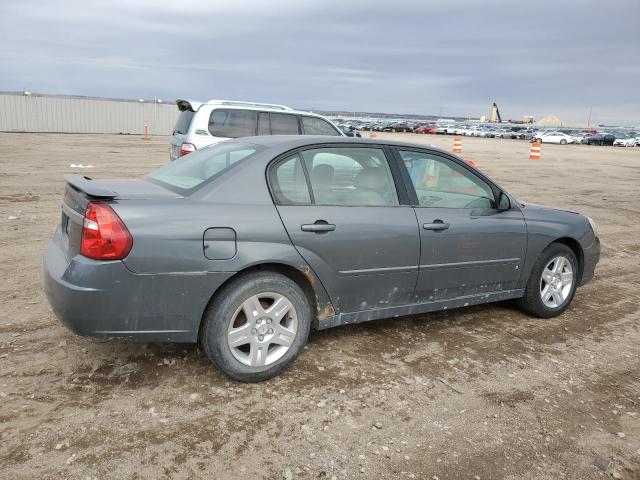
[80,202,133,260]
[179,142,196,156]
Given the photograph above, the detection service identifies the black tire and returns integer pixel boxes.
[201,271,312,382]
[560,139,567,145]
[517,243,579,318]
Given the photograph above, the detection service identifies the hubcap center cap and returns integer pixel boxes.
[256,322,270,336]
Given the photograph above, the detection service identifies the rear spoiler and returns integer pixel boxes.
[176,99,202,112]
[64,174,118,199]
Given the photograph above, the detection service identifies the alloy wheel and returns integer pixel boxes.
[227,292,298,367]
[539,256,574,308]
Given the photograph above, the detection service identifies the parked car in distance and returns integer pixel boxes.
[476,127,495,138]
[521,129,538,141]
[169,99,343,161]
[436,124,454,134]
[570,133,586,144]
[584,133,616,146]
[415,126,438,134]
[382,123,413,133]
[339,125,362,137]
[534,131,575,145]
[493,128,510,138]
[613,134,636,147]
[44,136,600,381]
[465,126,483,136]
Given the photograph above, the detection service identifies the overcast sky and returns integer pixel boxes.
[1,0,638,125]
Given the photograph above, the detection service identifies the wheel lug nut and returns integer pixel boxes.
[266,319,272,324]
[258,335,264,341]
[268,328,273,334]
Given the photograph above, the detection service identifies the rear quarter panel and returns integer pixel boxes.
[114,200,305,275]
[113,156,300,275]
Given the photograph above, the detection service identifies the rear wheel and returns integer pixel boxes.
[201,271,312,382]
[560,139,567,145]
[518,243,578,318]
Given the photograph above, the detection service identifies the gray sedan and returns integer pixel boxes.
[44,136,600,381]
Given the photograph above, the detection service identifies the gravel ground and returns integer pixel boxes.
[1,132,639,479]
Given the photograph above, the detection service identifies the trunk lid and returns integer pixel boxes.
[59,175,181,259]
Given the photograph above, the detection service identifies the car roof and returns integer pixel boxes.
[177,99,334,119]
[203,104,337,120]
[230,135,451,156]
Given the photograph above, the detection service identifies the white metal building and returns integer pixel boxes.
[0,92,180,135]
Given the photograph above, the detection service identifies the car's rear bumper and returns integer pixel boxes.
[579,236,600,286]
[43,238,234,342]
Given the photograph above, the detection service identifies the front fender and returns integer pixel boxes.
[520,204,597,286]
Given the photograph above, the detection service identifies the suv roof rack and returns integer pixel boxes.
[205,99,294,111]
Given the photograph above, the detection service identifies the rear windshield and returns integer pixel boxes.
[147,142,263,192]
[173,110,195,135]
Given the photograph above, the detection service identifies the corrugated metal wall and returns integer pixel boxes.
[0,94,180,135]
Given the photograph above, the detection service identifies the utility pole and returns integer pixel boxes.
[587,107,592,127]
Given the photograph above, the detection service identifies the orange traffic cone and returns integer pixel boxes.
[466,159,478,168]
[530,141,541,160]
[370,131,378,139]
[453,136,462,153]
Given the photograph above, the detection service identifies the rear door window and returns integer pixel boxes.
[270,154,311,204]
[208,109,257,138]
[300,148,399,206]
[301,116,341,136]
[270,113,301,135]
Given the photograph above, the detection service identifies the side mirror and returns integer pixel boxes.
[497,191,511,210]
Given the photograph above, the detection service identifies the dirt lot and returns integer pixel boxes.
[1,132,639,479]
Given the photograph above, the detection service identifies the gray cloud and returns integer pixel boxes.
[1,0,638,124]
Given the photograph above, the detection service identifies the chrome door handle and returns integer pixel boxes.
[423,221,449,231]
[301,222,336,233]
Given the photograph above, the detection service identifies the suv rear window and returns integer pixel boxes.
[209,109,257,138]
[173,111,195,135]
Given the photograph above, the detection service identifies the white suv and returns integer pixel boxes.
[170,99,344,161]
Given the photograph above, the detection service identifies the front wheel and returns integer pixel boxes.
[201,271,312,382]
[560,139,567,145]
[517,243,578,318]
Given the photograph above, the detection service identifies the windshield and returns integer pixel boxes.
[147,142,263,192]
